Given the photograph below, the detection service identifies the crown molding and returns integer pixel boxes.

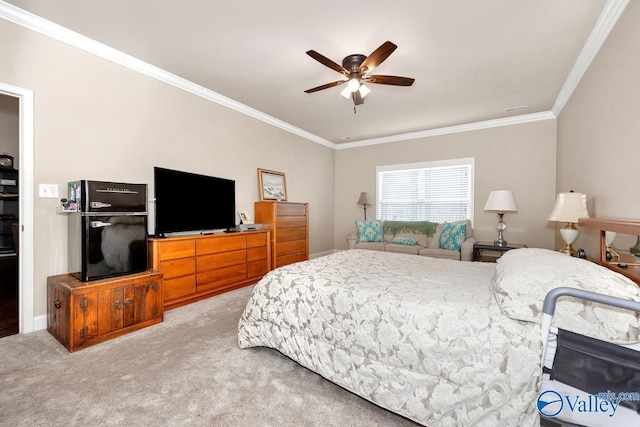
[0,1,625,152]
[0,1,337,150]
[552,0,629,115]
[335,111,557,150]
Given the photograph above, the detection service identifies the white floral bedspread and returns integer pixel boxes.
[238,250,542,426]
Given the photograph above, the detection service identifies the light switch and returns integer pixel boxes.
[39,183,59,198]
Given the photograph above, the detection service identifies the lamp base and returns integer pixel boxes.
[494,213,507,246]
[558,243,577,257]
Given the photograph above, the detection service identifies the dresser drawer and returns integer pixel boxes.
[247,233,267,248]
[247,246,267,263]
[276,216,307,228]
[276,203,307,216]
[277,239,307,256]
[197,264,247,291]
[159,257,195,279]
[197,250,246,271]
[247,260,269,279]
[196,235,246,255]
[276,252,307,268]
[158,240,195,260]
[276,227,307,242]
[164,275,196,301]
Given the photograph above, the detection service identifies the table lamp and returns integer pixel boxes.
[547,191,589,256]
[484,190,517,246]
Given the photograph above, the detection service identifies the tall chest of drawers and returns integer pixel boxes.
[255,201,309,268]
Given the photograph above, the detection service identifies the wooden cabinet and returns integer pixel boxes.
[255,201,309,268]
[47,270,163,352]
[579,218,640,286]
[148,230,271,310]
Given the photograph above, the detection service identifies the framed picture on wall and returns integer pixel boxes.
[258,168,287,201]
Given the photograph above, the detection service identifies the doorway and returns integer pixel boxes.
[0,94,18,337]
[0,82,34,336]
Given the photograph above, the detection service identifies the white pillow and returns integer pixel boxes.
[493,248,640,343]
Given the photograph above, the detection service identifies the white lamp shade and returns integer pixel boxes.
[484,190,517,213]
[547,192,589,223]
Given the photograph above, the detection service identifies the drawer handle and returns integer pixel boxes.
[114,298,134,309]
[53,299,61,309]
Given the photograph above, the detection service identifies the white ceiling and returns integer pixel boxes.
[2,0,622,145]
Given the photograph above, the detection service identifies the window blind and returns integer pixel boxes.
[377,160,473,223]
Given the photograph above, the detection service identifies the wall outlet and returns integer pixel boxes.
[39,183,59,198]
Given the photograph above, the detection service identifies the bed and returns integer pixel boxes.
[237,248,640,426]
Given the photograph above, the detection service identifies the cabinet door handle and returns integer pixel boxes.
[53,299,61,309]
[114,298,134,309]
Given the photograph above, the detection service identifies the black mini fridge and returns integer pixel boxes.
[68,180,148,281]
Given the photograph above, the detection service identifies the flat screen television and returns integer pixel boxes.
[154,167,236,236]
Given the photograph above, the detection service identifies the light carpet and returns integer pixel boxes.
[0,285,417,426]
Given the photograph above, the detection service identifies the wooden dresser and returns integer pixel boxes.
[47,270,163,352]
[255,201,309,268]
[148,230,271,310]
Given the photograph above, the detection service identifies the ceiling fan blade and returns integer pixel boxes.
[359,41,397,73]
[306,50,349,75]
[365,75,415,86]
[304,80,347,93]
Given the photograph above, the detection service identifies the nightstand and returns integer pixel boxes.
[473,242,527,262]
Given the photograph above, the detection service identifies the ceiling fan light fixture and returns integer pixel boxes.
[340,86,352,99]
[346,78,360,93]
[358,84,371,98]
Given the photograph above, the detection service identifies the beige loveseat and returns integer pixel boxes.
[347,220,475,261]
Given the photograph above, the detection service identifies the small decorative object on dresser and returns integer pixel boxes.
[257,168,287,201]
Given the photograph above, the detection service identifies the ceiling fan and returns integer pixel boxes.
[304,41,415,108]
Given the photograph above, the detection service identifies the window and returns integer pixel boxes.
[376,158,474,223]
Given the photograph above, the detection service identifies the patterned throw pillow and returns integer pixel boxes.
[438,222,467,251]
[392,237,418,246]
[355,220,384,242]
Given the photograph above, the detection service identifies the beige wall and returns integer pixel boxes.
[334,119,558,250]
[0,20,335,318]
[0,94,19,162]
[557,1,640,257]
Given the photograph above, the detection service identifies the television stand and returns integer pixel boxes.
[148,230,271,310]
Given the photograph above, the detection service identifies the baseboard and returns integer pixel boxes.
[33,314,47,332]
[310,249,339,259]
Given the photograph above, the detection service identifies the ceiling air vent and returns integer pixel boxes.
[504,105,528,113]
